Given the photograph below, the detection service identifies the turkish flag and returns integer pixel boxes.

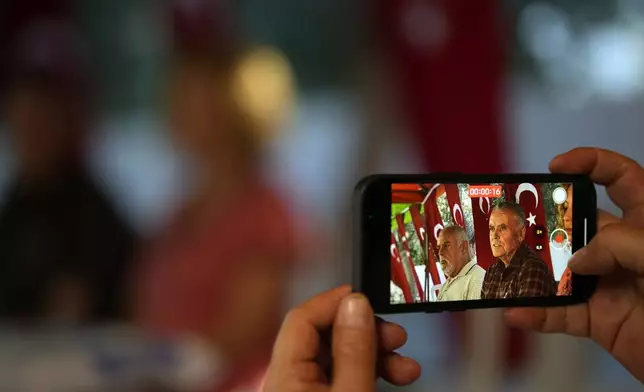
[421,185,444,289]
[470,194,497,271]
[391,232,413,303]
[503,183,553,273]
[396,214,424,301]
[409,204,427,250]
[409,204,434,301]
[444,184,465,227]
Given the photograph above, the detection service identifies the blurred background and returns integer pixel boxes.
[0,0,642,391]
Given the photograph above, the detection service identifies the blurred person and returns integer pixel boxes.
[135,50,296,392]
[557,184,574,295]
[481,202,557,299]
[506,147,644,383]
[0,20,137,324]
[436,226,485,301]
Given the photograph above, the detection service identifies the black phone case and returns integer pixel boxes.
[352,173,598,315]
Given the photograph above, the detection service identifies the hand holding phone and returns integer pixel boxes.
[265,147,644,389]
[505,147,644,384]
[263,286,421,392]
[353,172,598,314]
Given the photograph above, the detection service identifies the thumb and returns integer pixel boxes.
[331,294,377,392]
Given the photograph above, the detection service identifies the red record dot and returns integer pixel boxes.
[555,234,563,243]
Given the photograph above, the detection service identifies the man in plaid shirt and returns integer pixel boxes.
[481,201,556,299]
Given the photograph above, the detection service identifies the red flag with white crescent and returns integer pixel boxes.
[409,204,436,301]
[443,184,465,227]
[409,204,427,250]
[470,193,497,271]
[421,184,444,288]
[422,184,444,250]
[504,183,553,273]
[396,214,424,301]
[391,232,413,303]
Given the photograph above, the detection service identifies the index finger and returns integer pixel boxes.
[271,285,352,365]
[549,147,644,220]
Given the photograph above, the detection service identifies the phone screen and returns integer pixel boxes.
[389,182,575,305]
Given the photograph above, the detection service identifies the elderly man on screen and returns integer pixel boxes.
[436,226,485,301]
[481,201,557,299]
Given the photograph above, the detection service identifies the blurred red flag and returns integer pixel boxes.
[375,0,507,173]
[376,0,527,377]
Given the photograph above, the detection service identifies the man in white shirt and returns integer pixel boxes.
[436,226,486,301]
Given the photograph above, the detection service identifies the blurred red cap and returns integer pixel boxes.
[169,0,240,56]
[8,19,89,89]
[3,17,94,136]
[0,0,86,95]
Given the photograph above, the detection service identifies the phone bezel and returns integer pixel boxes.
[353,173,598,314]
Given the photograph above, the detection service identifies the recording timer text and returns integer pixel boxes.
[468,185,502,198]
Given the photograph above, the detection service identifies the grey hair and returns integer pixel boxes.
[442,225,468,243]
[493,201,526,229]
[441,225,471,259]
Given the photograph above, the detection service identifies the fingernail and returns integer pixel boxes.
[568,247,587,268]
[337,294,371,328]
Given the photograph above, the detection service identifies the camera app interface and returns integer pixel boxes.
[390,183,574,304]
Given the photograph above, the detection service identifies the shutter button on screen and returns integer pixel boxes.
[550,229,568,250]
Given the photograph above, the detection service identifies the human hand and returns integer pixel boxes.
[505,147,644,382]
[262,285,421,392]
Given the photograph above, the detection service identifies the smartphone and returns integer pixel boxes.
[353,173,598,314]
